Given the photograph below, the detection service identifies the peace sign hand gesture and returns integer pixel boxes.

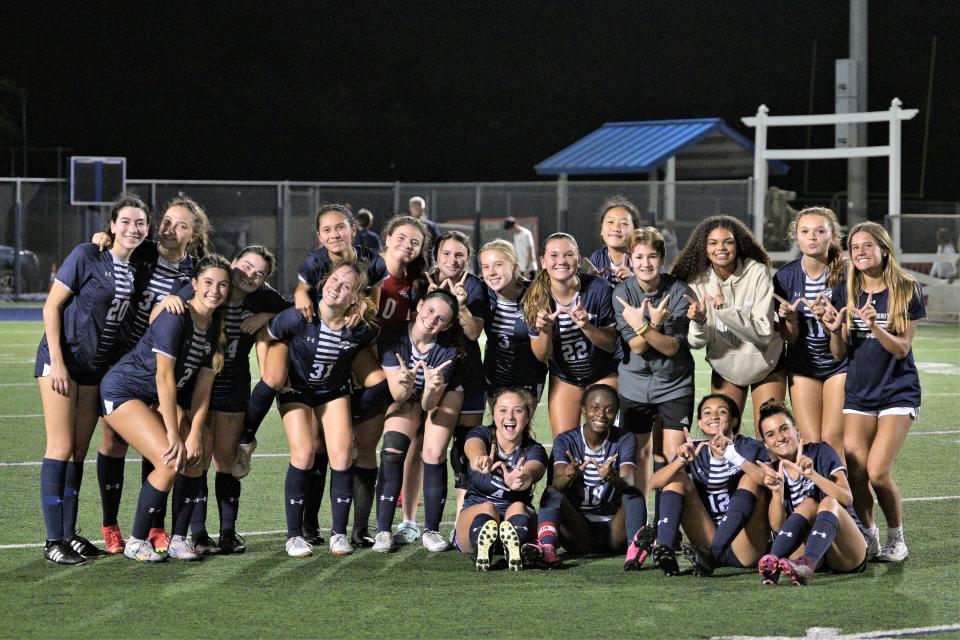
[535,307,563,332]
[707,433,733,459]
[451,271,469,308]
[474,441,496,474]
[581,257,605,277]
[817,297,848,334]
[676,427,706,463]
[496,457,528,490]
[684,294,707,324]
[396,353,417,391]
[569,299,591,329]
[781,439,814,479]
[594,455,619,482]
[616,296,648,330]
[773,293,809,322]
[759,461,783,492]
[854,292,877,328]
[647,294,671,328]
[423,359,453,393]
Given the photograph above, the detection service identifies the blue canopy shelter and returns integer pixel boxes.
[535,118,789,228]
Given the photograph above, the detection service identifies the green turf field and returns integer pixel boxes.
[0,320,958,639]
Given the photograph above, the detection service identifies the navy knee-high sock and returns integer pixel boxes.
[215,472,241,534]
[303,453,328,532]
[190,471,209,537]
[709,488,756,560]
[142,459,166,528]
[771,512,810,558]
[172,475,201,537]
[623,492,647,542]
[656,490,683,547]
[351,465,377,533]
[469,513,496,549]
[131,480,168,541]
[652,460,666,525]
[240,380,277,445]
[62,461,82,539]
[375,455,403,533]
[40,458,67,541]
[284,465,309,539]
[508,513,532,544]
[536,487,563,546]
[329,468,353,536]
[802,511,839,568]
[422,461,447,532]
[97,453,125,527]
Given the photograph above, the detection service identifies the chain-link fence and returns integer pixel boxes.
[4,176,953,298]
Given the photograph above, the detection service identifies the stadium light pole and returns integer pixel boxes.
[847,0,868,225]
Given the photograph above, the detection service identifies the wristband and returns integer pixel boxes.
[634,322,650,337]
[722,444,746,468]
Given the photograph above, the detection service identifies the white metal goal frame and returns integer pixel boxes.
[742,98,918,254]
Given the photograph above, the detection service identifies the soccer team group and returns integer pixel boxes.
[34,192,924,585]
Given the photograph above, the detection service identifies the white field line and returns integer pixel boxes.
[713,622,960,640]
[0,382,35,386]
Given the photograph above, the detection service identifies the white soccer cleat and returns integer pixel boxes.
[329,533,354,556]
[285,535,313,558]
[372,531,394,553]
[422,530,450,552]
[875,538,908,563]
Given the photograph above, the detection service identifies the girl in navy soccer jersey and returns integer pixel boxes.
[92,196,211,554]
[99,255,231,562]
[523,233,620,438]
[265,259,379,558]
[672,215,786,429]
[755,401,868,586]
[773,207,848,455]
[35,194,151,565]
[586,196,640,285]
[648,394,770,576]
[371,290,461,553]
[427,231,489,533]
[457,387,548,571]
[374,216,433,546]
[815,222,924,563]
[522,384,646,570]
[160,246,290,555]
[234,204,390,548]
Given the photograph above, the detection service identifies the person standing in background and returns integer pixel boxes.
[355,209,382,253]
[409,197,441,251]
[505,216,536,280]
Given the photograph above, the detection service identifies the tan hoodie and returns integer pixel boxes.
[687,258,783,386]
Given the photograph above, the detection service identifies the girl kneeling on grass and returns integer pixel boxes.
[100,255,231,562]
[457,387,548,571]
[648,394,770,577]
[755,400,868,586]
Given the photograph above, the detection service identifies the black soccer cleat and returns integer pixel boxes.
[652,542,680,576]
[682,543,717,577]
[68,530,105,559]
[302,527,325,545]
[191,532,222,556]
[351,528,375,548]
[44,540,85,565]
[218,531,247,555]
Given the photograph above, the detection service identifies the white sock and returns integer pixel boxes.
[887,526,903,542]
[402,519,417,528]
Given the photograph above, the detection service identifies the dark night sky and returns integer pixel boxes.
[3,2,959,200]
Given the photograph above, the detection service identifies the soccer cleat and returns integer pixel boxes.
[168,535,201,561]
[302,526,325,546]
[68,530,106,559]
[123,537,164,563]
[148,527,170,554]
[422,529,450,552]
[329,533,354,556]
[499,521,522,572]
[778,556,813,585]
[474,519,499,571]
[217,531,246,555]
[101,524,125,554]
[285,536,313,558]
[372,531,394,553]
[652,543,680,576]
[190,532,221,556]
[394,522,421,545]
[351,528,375,548]
[624,524,656,571]
[520,542,562,569]
[683,543,717,577]
[44,540,85,565]
[758,554,781,586]
[876,538,909,563]
[232,440,257,479]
